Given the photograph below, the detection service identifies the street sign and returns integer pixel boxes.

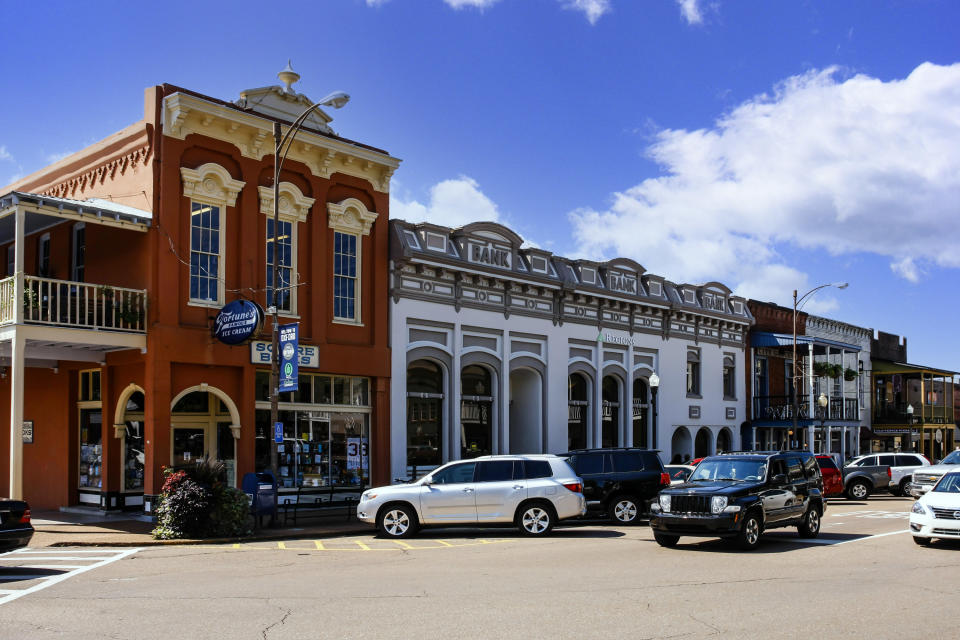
[274,422,284,444]
[278,323,299,392]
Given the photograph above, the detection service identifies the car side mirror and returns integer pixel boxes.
[422,478,432,486]
[772,473,787,485]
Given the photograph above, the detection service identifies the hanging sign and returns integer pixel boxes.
[212,300,264,345]
[278,323,299,392]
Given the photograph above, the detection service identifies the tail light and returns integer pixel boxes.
[563,482,583,494]
[660,472,671,486]
[887,468,892,478]
[19,508,31,524]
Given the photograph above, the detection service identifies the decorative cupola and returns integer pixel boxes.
[235,61,337,134]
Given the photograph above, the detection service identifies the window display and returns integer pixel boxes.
[123,420,145,491]
[79,409,103,489]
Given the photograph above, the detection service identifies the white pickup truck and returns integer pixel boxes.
[910,450,960,497]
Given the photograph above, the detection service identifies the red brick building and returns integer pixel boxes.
[1,67,400,513]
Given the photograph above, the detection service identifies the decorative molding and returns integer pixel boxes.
[229,424,242,440]
[113,424,126,439]
[258,182,314,222]
[180,163,245,207]
[327,197,378,236]
[45,145,151,200]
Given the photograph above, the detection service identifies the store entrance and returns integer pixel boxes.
[171,391,237,486]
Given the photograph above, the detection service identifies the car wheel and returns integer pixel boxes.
[654,532,679,547]
[736,511,763,550]
[608,496,641,525]
[797,506,821,538]
[377,504,419,539]
[913,535,931,546]
[846,481,870,500]
[516,502,554,537]
[898,479,912,498]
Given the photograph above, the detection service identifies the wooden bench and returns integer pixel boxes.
[280,486,360,526]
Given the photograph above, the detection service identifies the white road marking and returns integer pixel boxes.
[834,529,910,545]
[0,548,140,606]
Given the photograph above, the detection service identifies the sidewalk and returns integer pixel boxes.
[28,509,371,548]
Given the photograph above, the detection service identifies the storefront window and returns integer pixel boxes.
[602,376,620,448]
[568,373,589,450]
[407,360,443,468]
[123,420,145,491]
[461,365,493,459]
[632,378,648,448]
[79,408,103,489]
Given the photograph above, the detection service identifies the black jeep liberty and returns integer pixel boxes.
[650,451,825,550]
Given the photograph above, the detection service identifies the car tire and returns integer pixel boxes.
[608,495,642,525]
[735,511,763,550]
[377,504,419,539]
[846,480,870,500]
[516,502,555,537]
[797,506,821,538]
[654,532,679,547]
[913,535,931,546]
[898,479,912,498]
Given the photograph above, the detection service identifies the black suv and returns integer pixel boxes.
[650,451,825,550]
[563,448,669,525]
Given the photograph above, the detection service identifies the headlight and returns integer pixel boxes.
[659,494,671,513]
[711,496,728,514]
[911,501,928,515]
[361,492,377,501]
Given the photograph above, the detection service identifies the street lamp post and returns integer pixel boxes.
[269,81,350,482]
[649,373,660,456]
[792,282,848,453]
[906,403,914,453]
[817,392,829,453]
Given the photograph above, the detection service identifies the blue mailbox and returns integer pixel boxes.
[242,471,277,520]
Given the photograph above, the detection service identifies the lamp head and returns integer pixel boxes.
[906,404,914,415]
[319,91,350,109]
[649,373,660,388]
[818,393,828,408]
[835,282,849,290]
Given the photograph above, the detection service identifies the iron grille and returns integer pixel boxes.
[672,495,711,514]
[931,528,960,536]
[931,508,960,520]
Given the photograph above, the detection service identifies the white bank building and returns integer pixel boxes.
[389,220,754,480]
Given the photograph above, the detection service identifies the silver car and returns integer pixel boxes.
[357,455,586,538]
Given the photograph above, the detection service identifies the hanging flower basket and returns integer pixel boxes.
[812,361,831,378]
[828,364,844,379]
[843,368,858,382]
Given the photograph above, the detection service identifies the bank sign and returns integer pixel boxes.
[597,331,642,347]
[250,340,320,368]
[212,300,264,345]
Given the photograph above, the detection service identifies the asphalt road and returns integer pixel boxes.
[1,495,957,640]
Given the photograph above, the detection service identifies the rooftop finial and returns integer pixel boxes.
[277,60,301,93]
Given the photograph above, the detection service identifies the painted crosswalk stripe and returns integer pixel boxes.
[0,548,140,607]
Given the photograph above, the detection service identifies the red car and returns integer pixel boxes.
[815,455,844,497]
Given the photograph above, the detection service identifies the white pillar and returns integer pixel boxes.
[624,348,634,447]
[9,206,26,499]
[500,329,509,455]
[593,341,602,449]
[450,325,461,463]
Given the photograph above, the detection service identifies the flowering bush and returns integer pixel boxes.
[152,460,252,540]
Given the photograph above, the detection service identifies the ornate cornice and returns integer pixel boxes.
[258,182,314,223]
[180,163,245,207]
[328,198,378,236]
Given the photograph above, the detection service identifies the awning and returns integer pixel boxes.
[872,360,958,377]
[751,331,861,352]
[0,191,152,244]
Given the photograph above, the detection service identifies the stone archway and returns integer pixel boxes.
[509,367,543,454]
[717,427,733,453]
[695,427,713,458]
[671,427,693,464]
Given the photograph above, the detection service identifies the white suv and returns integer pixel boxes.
[357,455,586,538]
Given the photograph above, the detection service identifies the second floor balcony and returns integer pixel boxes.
[1,275,147,333]
[753,394,860,423]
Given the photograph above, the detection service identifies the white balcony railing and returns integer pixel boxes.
[0,275,147,333]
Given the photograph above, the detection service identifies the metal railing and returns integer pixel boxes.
[0,275,147,333]
[753,395,859,422]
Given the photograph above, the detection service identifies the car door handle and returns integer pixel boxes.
[462,488,474,493]
[513,485,523,490]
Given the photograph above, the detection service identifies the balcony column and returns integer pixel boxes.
[8,205,25,499]
[624,343,634,447]
[451,325,462,462]
[807,343,815,453]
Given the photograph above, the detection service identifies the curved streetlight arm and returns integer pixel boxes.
[796,282,848,310]
[274,91,349,177]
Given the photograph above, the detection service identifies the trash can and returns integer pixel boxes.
[242,471,277,525]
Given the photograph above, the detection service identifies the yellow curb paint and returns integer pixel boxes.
[277,542,287,550]
[354,540,371,551]
[314,540,325,550]
[232,544,240,549]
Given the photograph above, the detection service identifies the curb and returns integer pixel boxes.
[44,525,373,548]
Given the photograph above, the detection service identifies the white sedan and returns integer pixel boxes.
[909,470,960,545]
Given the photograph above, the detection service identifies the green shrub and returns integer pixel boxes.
[152,460,252,540]
[210,486,253,537]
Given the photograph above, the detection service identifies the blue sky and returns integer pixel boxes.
[1,0,958,371]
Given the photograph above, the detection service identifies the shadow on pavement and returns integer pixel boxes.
[0,567,68,583]
[396,527,625,540]
[647,530,873,554]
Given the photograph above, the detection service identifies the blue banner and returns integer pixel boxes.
[278,323,299,392]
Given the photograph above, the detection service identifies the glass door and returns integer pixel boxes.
[216,422,236,487]
[79,409,103,490]
[172,426,206,467]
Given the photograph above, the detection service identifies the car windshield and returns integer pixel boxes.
[941,450,960,465]
[932,473,960,493]
[688,459,766,482]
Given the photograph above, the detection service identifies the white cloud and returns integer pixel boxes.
[676,0,703,25]
[560,0,611,25]
[569,62,960,299]
[391,176,502,228]
[443,0,501,9]
[0,146,11,162]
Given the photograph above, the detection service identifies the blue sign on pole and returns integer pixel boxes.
[211,299,264,345]
[278,323,299,392]
[274,422,284,444]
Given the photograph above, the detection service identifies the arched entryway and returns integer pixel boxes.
[717,427,733,453]
[170,386,241,486]
[601,375,622,448]
[406,359,444,468]
[114,384,145,495]
[568,373,590,450]
[632,378,649,448]
[461,365,493,458]
[694,427,712,458]
[509,367,542,454]
[671,426,692,464]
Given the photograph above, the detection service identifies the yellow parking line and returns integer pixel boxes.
[354,540,371,551]
[314,540,325,551]
[393,540,415,549]
[435,540,453,547]
[277,542,287,550]
[232,543,240,549]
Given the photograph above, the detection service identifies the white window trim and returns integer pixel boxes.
[258,183,314,318]
[72,222,85,282]
[181,163,245,307]
[327,198,378,325]
[37,232,51,277]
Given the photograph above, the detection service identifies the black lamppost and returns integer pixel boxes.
[649,373,660,455]
[792,282,848,453]
[906,403,915,452]
[817,392,829,454]
[268,71,349,481]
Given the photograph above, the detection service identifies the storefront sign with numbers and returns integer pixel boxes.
[22,420,34,444]
[347,437,368,470]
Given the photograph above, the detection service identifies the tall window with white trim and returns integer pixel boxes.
[333,231,358,321]
[189,201,221,303]
[267,218,293,312]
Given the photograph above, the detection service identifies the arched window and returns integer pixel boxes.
[602,376,621,448]
[461,365,493,459]
[632,379,649,448]
[407,360,444,467]
[568,374,589,450]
